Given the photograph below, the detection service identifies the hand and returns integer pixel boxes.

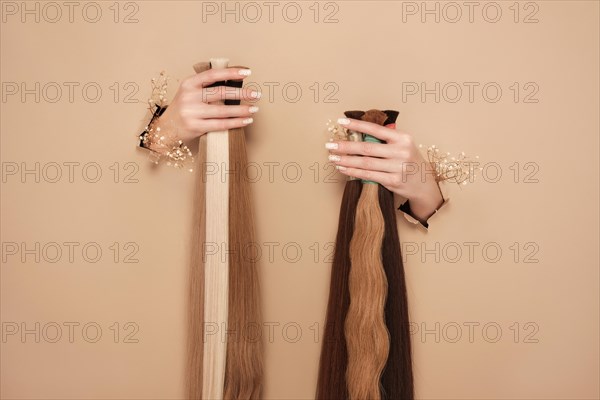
[153,67,261,143]
[326,118,444,223]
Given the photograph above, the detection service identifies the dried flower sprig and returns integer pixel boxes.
[148,70,169,110]
[326,119,346,141]
[419,144,481,186]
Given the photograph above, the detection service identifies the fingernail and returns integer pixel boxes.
[328,154,341,162]
[337,118,350,125]
[336,165,347,171]
[239,69,252,76]
[249,106,259,113]
[325,142,338,150]
[250,91,262,99]
[243,118,254,124]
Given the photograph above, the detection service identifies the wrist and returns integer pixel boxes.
[407,183,444,223]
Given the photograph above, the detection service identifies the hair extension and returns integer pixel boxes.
[316,111,365,400]
[379,186,414,400]
[315,181,361,399]
[224,73,264,399]
[192,58,232,400]
[188,134,208,399]
[345,110,390,400]
[188,60,263,400]
[379,111,414,400]
[188,61,211,400]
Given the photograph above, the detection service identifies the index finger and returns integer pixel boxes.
[187,67,252,88]
[337,118,398,144]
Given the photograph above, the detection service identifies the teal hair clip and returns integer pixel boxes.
[361,134,381,185]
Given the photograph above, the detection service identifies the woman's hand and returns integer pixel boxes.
[326,118,444,223]
[154,67,261,142]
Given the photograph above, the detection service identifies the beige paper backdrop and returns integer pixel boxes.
[1,1,598,399]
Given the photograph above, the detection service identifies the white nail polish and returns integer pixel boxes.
[325,142,339,150]
[243,118,254,124]
[337,118,350,125]
[250,91,262,99]
[328,154,341,162]
[336,165,347,171]
[239,69,252,76]
[249,106,259,113]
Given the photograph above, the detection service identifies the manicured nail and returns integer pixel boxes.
[249,106,259,113]
[250,91,262,99]
[238,69,252,76]
[337,118,350,125]
[325,142,338,150]
[243,118,254,124]
[336,165,347,171]
[328,154,341,162]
